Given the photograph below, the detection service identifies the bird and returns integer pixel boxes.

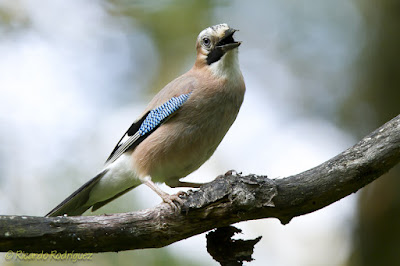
[46,23,246,217]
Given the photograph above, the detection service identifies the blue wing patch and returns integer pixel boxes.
[105,92,191,165]
[138,93,191,135]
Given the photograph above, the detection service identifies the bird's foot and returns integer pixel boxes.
[142,179,186,213]
[159,191,185,213]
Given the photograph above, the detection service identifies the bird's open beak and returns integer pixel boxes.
[216,28,241,52]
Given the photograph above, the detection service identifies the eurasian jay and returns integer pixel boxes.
[46,23,245,217]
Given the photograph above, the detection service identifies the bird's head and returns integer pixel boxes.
[195,24,241,72]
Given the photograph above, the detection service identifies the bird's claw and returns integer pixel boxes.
[160,192,185,213]
[225,169,241,176]
[176,190,187,197]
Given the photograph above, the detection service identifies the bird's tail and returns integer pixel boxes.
[46,170,108,217]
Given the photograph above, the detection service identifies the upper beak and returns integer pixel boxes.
[216,28,241,52]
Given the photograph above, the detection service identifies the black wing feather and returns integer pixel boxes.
[105,93,191,165]
[105,111,150,163]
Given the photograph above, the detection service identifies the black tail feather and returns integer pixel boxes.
[45,170,108,217]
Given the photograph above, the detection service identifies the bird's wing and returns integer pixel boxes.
[105,92,192,165]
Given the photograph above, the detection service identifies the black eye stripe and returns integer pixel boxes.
[206,48,224,65]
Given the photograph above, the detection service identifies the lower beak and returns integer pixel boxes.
[220,41,241,52]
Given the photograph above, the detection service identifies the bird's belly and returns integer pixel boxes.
[148,126,221,182]
[132,116,232,183]
[150,137,217,182]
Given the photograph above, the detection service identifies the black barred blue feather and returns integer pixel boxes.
[138,93,191,136]
[105,93,191,165]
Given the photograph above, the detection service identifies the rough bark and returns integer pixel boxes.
[0,114,399,253]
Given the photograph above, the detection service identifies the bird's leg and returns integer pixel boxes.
[143,179,184,211]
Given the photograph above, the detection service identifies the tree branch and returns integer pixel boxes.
[1,114,399,253]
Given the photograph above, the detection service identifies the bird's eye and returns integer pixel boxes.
[202,37,211,48]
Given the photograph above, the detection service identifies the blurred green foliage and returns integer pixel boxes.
[108,0,220,94]
[345,0,400,265]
